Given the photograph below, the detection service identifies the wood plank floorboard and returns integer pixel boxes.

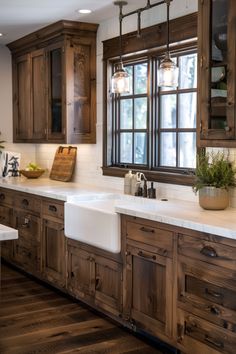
[0,263,174,354]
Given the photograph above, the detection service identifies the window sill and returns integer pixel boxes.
[102,166,195,187]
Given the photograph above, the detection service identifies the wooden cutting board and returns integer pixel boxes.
[50,146,77,182]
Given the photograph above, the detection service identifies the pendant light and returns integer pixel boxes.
[158,0,179,88]
[111,1,130,94]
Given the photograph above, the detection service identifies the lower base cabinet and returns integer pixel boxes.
[1,187,236,354]
[42,218,66,288]
[67,240,123,317]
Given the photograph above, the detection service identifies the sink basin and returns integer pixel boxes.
[65,193,122,253]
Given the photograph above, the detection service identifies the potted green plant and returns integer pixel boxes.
[193,151,236,210]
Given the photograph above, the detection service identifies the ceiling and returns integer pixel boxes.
[0,0,149,45]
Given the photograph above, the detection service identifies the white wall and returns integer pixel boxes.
[3,0,236,206]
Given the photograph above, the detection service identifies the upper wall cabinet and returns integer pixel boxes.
[197,0,236,147]
[8,20,98,144]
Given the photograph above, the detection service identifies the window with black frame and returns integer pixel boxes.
[110,50,197,177]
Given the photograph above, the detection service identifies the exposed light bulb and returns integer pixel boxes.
[111,62,130,94]
[158,53,179,88]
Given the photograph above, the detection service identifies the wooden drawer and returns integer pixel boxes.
[15,193,41,214]
[42,199,64,220]
[178,257,236,332]
[177,309,236,354]
[0,205,12,226]
[126,218,173,257]
[178,233,236,270]
[0,189,13,206]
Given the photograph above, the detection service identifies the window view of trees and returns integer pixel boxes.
[112,51,197,173]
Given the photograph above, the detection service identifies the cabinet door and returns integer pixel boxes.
[13,210,40,272]
[0,205,13,260]
[67,245,93,302]
[66,39,96,144]
[31,49,47,140]
[46,43,65,142]
[124,244,173,338]
[42,218,66,288]
[198,0,236,146]
[12,54,31,141]
[93,254,123,316]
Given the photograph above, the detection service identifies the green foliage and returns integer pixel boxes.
[193,151,236,193]
[0,140,5,151]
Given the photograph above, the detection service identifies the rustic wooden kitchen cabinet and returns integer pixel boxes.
[12,50,46,141]
[67,239,123,317]
[122,215,174,341]
[41,199,66,288]
[12,193,41,274]
[197,0,236,147]
[177,231,236,354]
[0,188,14,259]
[8,20,98,144]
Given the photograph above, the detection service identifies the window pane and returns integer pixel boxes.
[134,133,147,164]
[120,99,132,129]
[134,63,148,94]
[160,95,176,128]
[179,92,197,128]
[179,53,197,89]
[120,133,132,163]
[178,133,196,168]
[122,65,133,96]
[160,132,176,167]
[134,97,147,129]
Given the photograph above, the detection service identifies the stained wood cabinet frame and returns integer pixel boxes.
[8,20,98,144]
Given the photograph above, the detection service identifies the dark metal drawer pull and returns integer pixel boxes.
[200,245,218,258]
[138,250,156,261]
[22,199,29,206]
[95,276,101,290]
[205,335,224,349]
[49,205,57,212]
[140,226,155,233]
[210,305,221,316]
[205,288,223,299]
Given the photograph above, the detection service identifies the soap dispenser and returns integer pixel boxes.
[148,182,156,199]
[124,170,133,194]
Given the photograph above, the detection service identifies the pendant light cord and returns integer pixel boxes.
[119,3,123,64]
[166,0,170,54]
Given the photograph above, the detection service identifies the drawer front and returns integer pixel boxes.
[15,193,41,214]
[177,309,236,354]
[178,233,236,270]
[42,199,64,220]
[126,219,173,257]
[178,257,236,331]
[0,189,13,206]
[0,205,12,226]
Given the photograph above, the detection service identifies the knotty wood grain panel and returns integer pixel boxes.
[0,263,170,354]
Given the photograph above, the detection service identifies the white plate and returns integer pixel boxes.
[211,66,225,83]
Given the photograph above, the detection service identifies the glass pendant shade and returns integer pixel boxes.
[158,52,179,88]
[111,62,130,94]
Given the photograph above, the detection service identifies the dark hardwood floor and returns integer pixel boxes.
[0,263,174,354]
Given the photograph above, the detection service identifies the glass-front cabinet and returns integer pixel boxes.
[198,0,236,146]
[8,21,98,144]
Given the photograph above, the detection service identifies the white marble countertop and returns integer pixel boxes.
[0,177,236,241]
[0,224,18,241]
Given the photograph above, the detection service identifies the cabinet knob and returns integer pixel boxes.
[210,305,221,316]
[22,199,29,207]
[200,245,218,258]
